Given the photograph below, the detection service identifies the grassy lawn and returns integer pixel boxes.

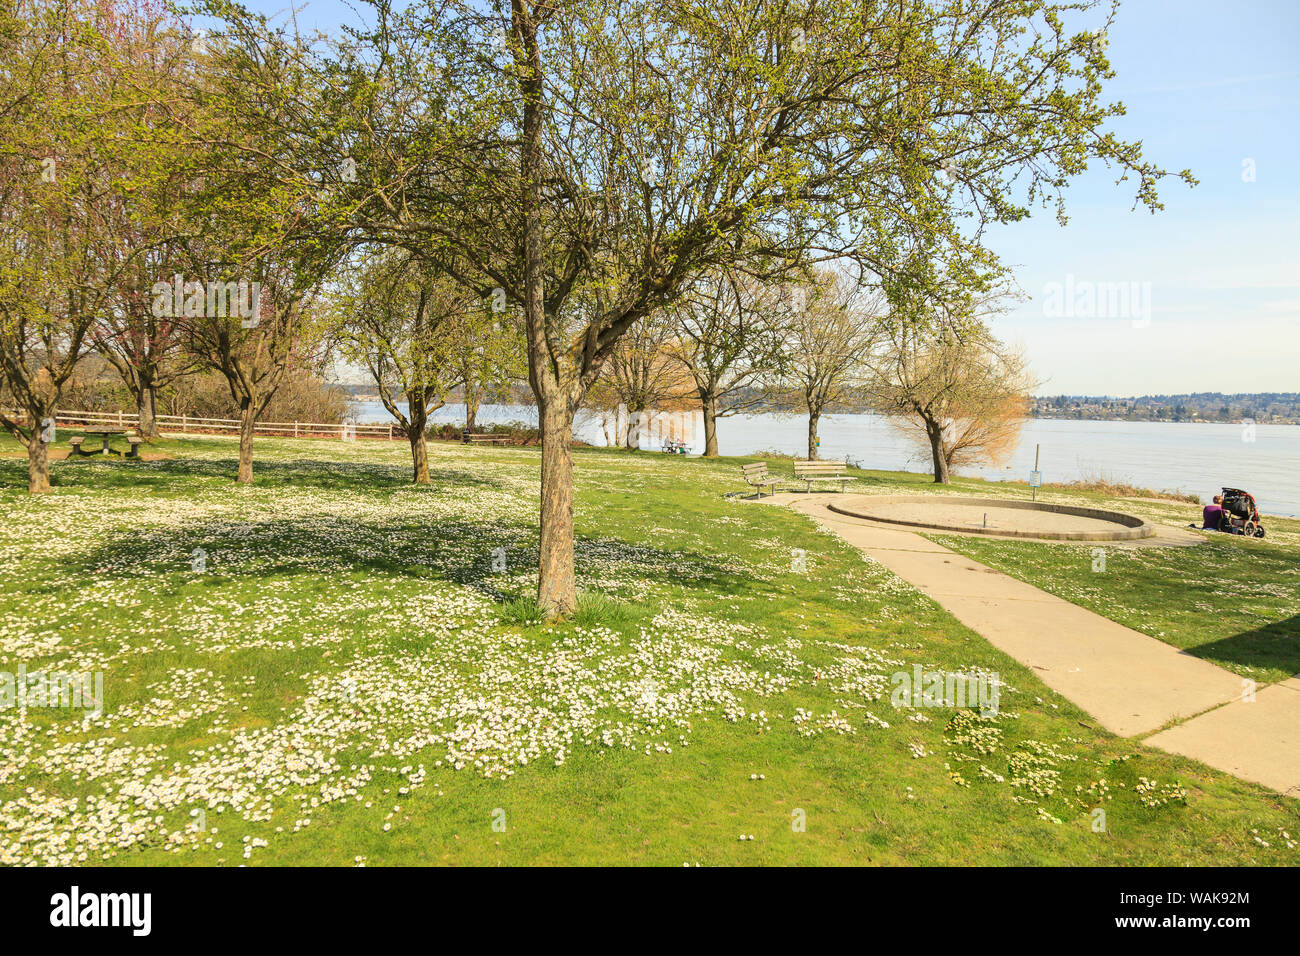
[1,431,1297,866]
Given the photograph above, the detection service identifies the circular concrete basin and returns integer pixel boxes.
[827,495,1155,541]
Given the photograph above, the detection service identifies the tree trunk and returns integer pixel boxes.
[409,429,430,484]
[928,423,951,483]
[407,401,430,484]
[136,373,160,440]
[28,432,50,494]
[518,7,573,618]
[807,410,821,460]
[625,407,643,449]
[537,392,577,618]
[465,378,479,433]
[702,393,719,457]
[237,400,255,484]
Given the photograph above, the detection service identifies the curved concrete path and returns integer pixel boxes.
[754,493,1299,797]
[830,494,1155,541]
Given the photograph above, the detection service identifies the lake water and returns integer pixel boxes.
[351,400,1300,518]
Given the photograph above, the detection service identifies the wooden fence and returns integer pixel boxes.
[7,408,396,441]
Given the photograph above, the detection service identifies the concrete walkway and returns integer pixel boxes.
[757,493,1299,797]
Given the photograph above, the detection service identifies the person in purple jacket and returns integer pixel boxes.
[1201,494,1225,530]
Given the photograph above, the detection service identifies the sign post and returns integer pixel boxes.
[1029,444,1042,501]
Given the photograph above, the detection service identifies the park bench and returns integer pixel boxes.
[126,436,143,458]
[741,461,781,497]
[462,432,510,445]
[793,459,855,494]
[68,436,87,456]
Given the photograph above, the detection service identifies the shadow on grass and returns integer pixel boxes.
[2,453,511,496]
[57,510,763,608]
[21,442,783,611]
[1188,612,1300,680]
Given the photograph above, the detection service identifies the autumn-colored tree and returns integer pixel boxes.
[599,310,696,448]
[868,320,1038,483]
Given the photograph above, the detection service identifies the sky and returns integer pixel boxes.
[236,0,1300,397]
[979,0,1300,396]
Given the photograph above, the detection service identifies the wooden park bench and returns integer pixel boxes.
[741,461,781,497]
[793,459,855,494]
[126,436,143,458]
[462,432,510,445]
[68,436,88,456]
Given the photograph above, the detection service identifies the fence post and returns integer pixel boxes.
[182,413,187,432]
[295,422,299,437]
[388,424,392,440]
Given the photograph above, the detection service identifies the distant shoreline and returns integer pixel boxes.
[1030,415,1300,426]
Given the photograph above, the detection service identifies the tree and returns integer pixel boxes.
[235,0,1190,615]
[174,255,330,483]
[601,309,696,448]
[88,2,198,440]
[0,0,156,492]
[666,269,786,457]
[868,321,1038,483]
[458,1,1187,613]
[779,273,881,460]
[455,302,527,435]
[333,250,482,483]
[171,13,348,484]
[93,247,196,440]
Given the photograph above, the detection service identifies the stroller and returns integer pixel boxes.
[1219,488,1266,538]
